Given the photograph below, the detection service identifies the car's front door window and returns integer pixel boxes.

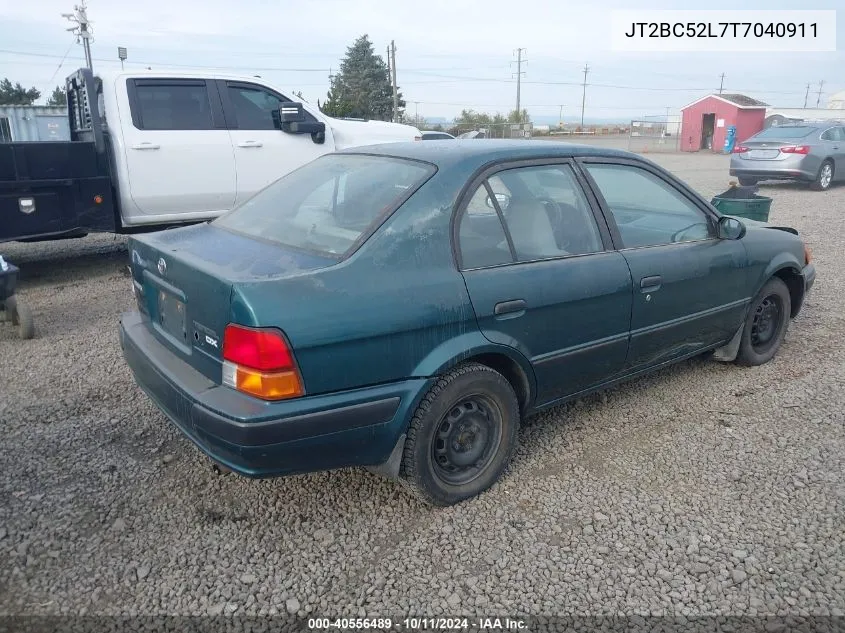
[584,163,714,248]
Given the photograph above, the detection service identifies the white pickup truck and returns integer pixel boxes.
[0,68,421,242]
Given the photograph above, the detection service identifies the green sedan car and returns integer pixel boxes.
[120,141,816,506]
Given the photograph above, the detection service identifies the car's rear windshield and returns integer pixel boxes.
[752,126,816,139]
[213,154,434,258]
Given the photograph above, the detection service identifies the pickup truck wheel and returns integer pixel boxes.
[399,363,519,506]
[736,277,790,366]
[738,177,758,186]
[810,160,834,191]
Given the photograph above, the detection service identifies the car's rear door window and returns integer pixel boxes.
[213,154,434,257]
[131,80,215,130]
[458,164,604,268]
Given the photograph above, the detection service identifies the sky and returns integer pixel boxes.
[0,0,843,123]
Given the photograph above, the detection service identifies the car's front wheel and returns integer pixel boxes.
[399,363,519,506]
[811,160,834,191]
[735,277,791,366]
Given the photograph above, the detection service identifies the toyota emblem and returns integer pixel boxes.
[157,257,167,276]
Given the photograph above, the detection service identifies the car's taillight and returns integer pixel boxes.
[780,145,810,154]
[732,145,749,153]
[221,324,304,400]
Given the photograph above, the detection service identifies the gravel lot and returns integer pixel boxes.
[1,151,844,622]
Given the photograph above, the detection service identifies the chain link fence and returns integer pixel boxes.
[448,122,534,139]
[627,119,681,153]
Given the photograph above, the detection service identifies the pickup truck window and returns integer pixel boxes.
[225,82,316,130]
[130,80,215,130]
[213,154,434,257]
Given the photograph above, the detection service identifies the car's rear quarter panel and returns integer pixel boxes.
[231,173,498,397]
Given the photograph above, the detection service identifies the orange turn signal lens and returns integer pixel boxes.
[804,244,813,265]
[94,195,103,204]
[222,361,303,400]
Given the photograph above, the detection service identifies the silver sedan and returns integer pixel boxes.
[729,122,845,191]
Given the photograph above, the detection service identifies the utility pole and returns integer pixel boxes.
[62,1,93,71]
[816,80,825,108]
[804,83,811,108]
[390,40,398,123]
[511,48,526,120]
[414,101,419,124]
[718,72,725,94]
[559,104,564,126]
[580,63,590,129]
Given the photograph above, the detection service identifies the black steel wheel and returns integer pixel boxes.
[736,277,791,366]
[749,295,782,354]
[431,394,503,487]
[399,363,520,506]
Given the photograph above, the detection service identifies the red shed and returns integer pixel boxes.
[680,94,768,153]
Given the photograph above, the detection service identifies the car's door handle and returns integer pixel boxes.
[237,141,263,148]
[640,275,662,293]
[494,299,527,317]
[131,143,160,150]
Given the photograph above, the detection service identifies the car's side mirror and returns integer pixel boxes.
[717,216,746,240]
[277,102,327,144]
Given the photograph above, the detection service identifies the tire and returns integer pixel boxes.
[6,296,35,339]
[738,177,758,186]
[399,363,520,506]
[810,160,834,191]
[735,277,790,367]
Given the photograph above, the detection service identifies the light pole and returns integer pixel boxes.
[62,1,93,71]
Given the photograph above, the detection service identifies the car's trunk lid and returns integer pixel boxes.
[739,135,812,160]
[128,223,336,383]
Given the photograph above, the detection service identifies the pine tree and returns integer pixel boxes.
[47,86,67,107]
[0,79,41,105]
[321,35,404,121]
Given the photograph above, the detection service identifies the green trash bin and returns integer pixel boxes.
[710,184,772,222]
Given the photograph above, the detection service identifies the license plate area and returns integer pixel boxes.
[747,149,779,159]
[157,289,188,343]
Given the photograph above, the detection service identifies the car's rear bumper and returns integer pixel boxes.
[119,311,432,478]
[728,166,816,181]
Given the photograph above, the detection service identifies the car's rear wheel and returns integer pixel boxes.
[735,277,791,366]
[399,363,519,506]
[811,160,834,191]
[738,177,758,186]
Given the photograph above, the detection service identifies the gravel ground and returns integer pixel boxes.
[1,152,844,623]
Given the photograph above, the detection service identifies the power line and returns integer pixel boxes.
[0,47,830,102]
[41,40,76,96]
